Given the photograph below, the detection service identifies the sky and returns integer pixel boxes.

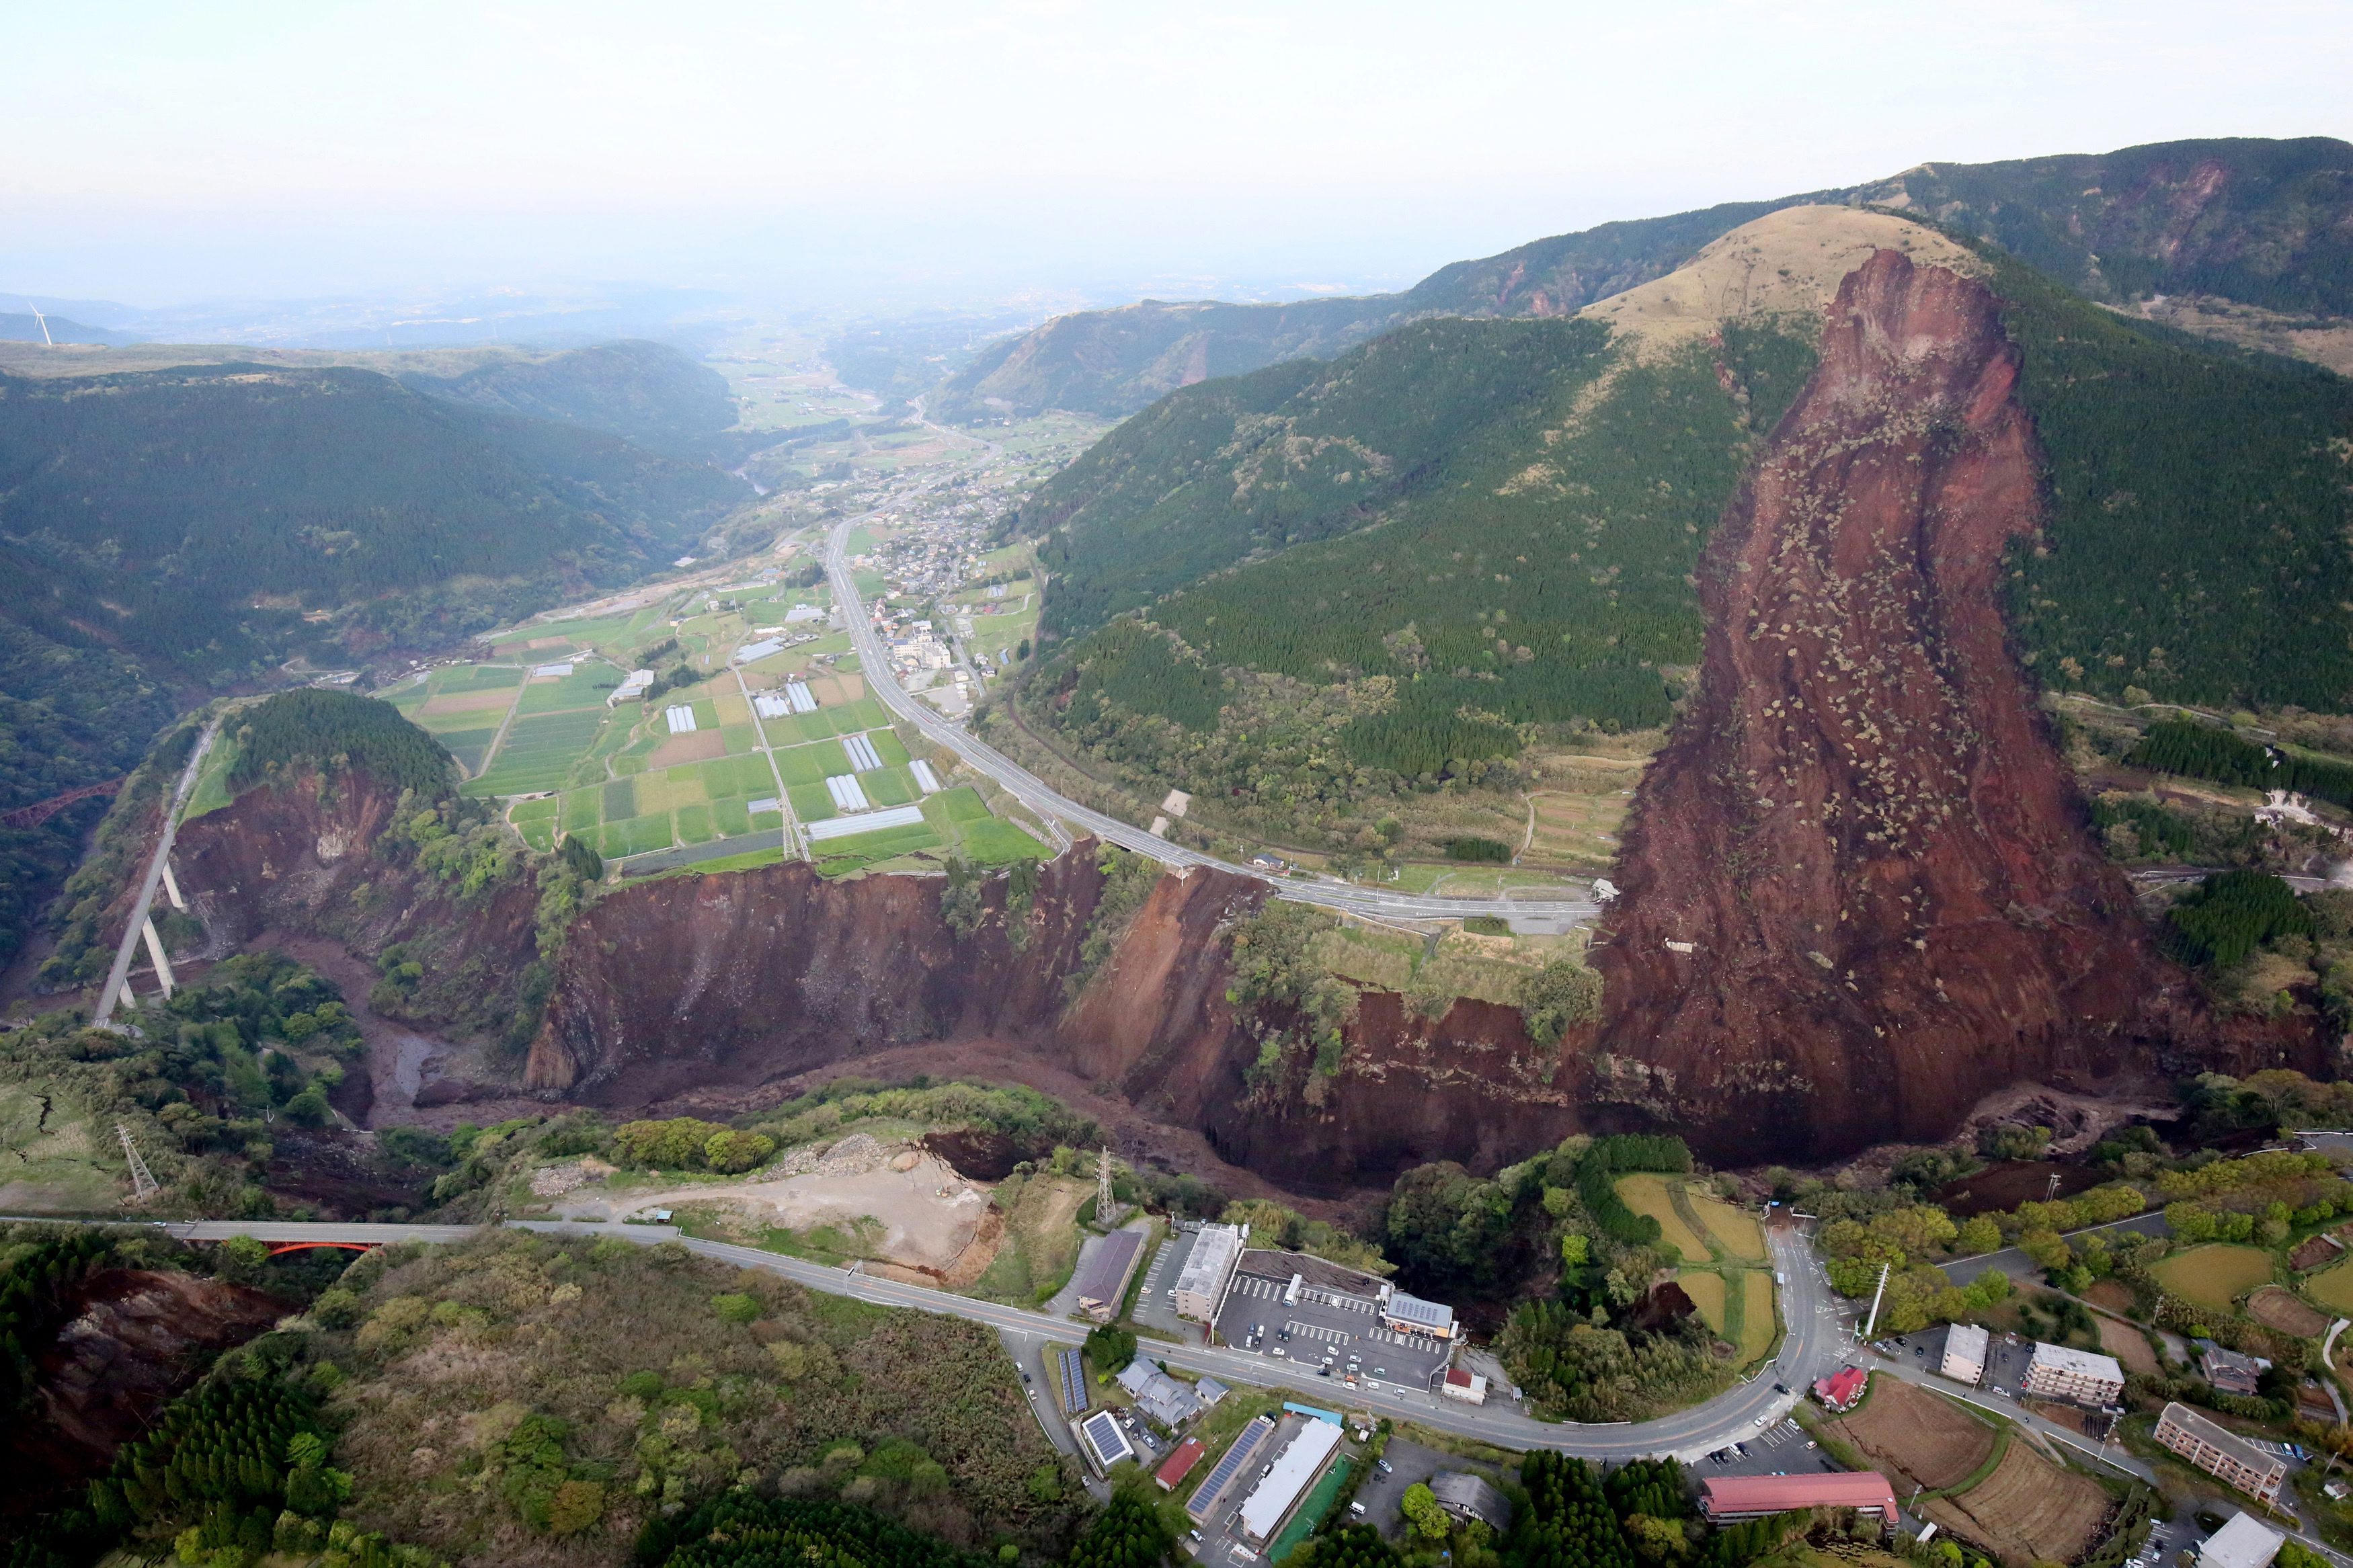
[6,0,2351,315]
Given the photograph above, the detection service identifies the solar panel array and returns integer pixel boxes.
[1186,1415,1275,1522]
[1058,1347,1089,1415]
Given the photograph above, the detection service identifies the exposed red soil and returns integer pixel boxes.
[1929,1161,2106,1217]
[1,1269,285,1528]
[1589,250,2316,1161]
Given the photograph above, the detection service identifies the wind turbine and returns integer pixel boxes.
[21,298,54,346]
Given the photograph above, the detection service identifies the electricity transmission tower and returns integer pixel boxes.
[1097,1147,1114,1221]
[117,1123,159,1202]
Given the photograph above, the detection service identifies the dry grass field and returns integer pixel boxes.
[2151,1244,2273,1313]
[1921,1440,2110,1566]
[1693,1193,1769,1263]
[2096,1315,2160,1374]
[1828,1376,1997,1492]
[1618,1173,1712,1264]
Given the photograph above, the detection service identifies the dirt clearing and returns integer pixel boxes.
[553,1140,989,1277]
[1921,1439,2110,1565]
[2247,1285,2331,1338]
[650,731,727,768]
[1827,1376,1997,1491]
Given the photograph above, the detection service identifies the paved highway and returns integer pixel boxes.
[822,517,1602,924]
[83,1214,1848,1462]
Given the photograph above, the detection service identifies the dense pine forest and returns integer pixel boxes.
[1979,242,2353,712]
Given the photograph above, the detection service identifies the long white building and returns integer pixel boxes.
[1238,1419,1343,1542]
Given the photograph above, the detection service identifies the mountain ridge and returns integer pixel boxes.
[936,135,2353,423]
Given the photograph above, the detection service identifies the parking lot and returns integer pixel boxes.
[1135,1229,1199,1339]
[1350,1439,1474,1540]
[1213,1272,1452,1393]
[1696,1415,1841,1481]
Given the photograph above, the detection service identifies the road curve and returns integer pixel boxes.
[35,1214,1847,1461]
[823,518,1602,924]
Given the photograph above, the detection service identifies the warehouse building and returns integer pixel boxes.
[2154,1403,2287,1505]
[1941,1324,1989,1385]
[1187,1417,1276,1524]
[1174,1223,1244,1322]
[1238,1419,1345,1542]
[1074,1228,1146,1322]
[2198,1513,2285,1568]
[2024,1344,2125,1407]
[1701,1474,1897,1524]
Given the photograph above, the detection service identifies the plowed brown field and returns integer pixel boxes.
[1828,1376,1995,1491]
[1921,1440,2108,1566]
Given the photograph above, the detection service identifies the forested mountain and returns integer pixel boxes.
[395,339,748,460]
[935,136,2353,423]
[0,359,746,968]
[1008,206,2353,833]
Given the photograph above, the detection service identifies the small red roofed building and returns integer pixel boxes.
[1812,1366,1868,1412]
[1155,1438,1207,1491]
[1441,1367,1488,1404]
[1702,1473,1897,1524]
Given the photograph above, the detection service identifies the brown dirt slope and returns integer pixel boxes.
[1921,1439,2110,1567]
[1827,1376,1995,1491]
[1591,249,2289,1162]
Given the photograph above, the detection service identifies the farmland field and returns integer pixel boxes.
[2151,1245,2273,1313]
[2246,1285,2331,1338]
[1734,1270,1776,1362]
[1679,1272,1727,1335]
[1618,1173,1711,1264]
[1692,1192,1768,1262]
[2097,1315,2159,1374]
[1829,1376,1994,1492]
[2303,1257,2353,1314]
[1920,1439,2109,1565]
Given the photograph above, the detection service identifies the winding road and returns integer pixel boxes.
[93,1215,1847,1461]
[823,517,1603,924]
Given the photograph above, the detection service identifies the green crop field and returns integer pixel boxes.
[957,818,1047,864]
[774,739,850,784]
[936,787,992,823]
[466,707,608,795]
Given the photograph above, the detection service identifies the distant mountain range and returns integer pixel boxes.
[0,312,143,348]
[936,136,2353,423]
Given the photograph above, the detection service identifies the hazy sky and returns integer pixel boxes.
[7,0,2350,311]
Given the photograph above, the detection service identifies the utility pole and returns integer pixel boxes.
[1862,1262,1892,1340]
[117,1123,158,1202]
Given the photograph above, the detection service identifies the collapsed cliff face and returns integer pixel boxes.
[1592,249,2305,1161]
[1,1269,284,1528]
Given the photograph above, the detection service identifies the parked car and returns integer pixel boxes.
[1375,1460,1394,1475]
